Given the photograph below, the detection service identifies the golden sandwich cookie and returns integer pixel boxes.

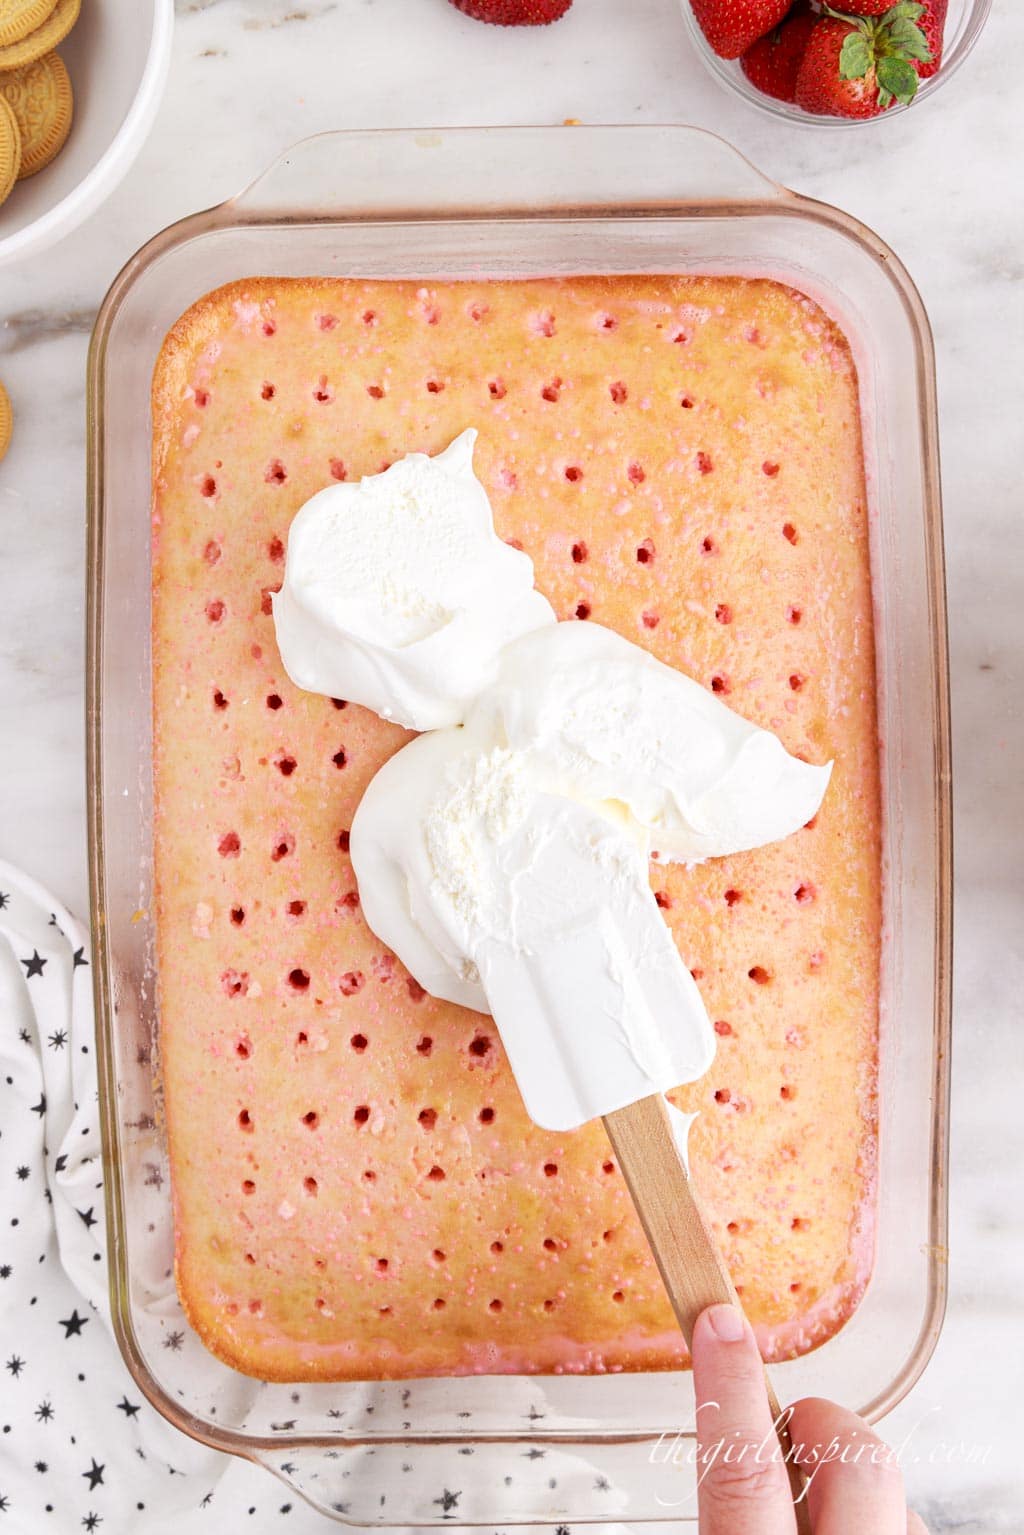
[0,0,78,71]
[0,380,13,463]
[0,50,72,176]
[0,0,58,50]
[0,93,22,204]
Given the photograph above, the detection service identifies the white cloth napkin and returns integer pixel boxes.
[0,861,343,1533]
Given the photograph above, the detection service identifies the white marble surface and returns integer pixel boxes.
[1,0,1021,1528]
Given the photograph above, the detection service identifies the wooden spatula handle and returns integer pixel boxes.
[603,1094,811,1532]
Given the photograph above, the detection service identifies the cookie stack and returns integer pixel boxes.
[0,0,80,207]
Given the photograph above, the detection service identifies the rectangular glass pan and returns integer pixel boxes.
[87,125,951,1526]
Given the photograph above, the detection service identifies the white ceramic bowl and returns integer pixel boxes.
[0,0,173,267]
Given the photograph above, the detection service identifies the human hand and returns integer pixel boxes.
[691,1303,930,1533]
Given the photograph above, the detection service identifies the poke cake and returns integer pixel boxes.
[151,274,881,1382]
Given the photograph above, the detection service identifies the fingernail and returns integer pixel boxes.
[706,1303,745,1343]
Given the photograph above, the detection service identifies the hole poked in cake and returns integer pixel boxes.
[540,377,562,403]
[627,462,645,487]
[748,965,772,985]
[418,1108,437,1130]
[416,1034,433,1055]
[789,673,805,692]
[286,900,306,919]
[642,611,660,630]
[763,460,780,477]
[212,689,229,711]
[203,539,221,565]
[271,832,295,862]
[235,1035,252,1058]
[564,465,583,484]
[260,586,280,616]
[339,971,365,996]
[237,1108,253,1132]
[575,602,591,621]
[221,969,249,998]
[230,905,245,928]
[724,888,742,907]
[783,522,799,545]
[353,1105,370,1127]
[488,379,506,400]
[714,1020,733,1037]
[264,459,287,485]
[301,1110,320,1130]
[197,474,217,499]
[313,376,334,404]
[329,458,347,481]
[794,882,816,905]
[261,382,276,400]
[636,538,655,564]
[488,1298,503,1313]
[478,1106,495,1124]
[426,1165,446,1182]
[701,536,717,556]
[532,310,556,338]
[543,1162,558,1178]
[273,752,297,777]
[571,541,588,564]
[711,674,730,695]
[206,599,226,625]
[787,605,803,625]
[426,379,445,395]
[332,748,348,770]
[407,977,427,1002]
[287,967,310,992]
[680,394,695,410]
[609,380,627,404]
[654,891,672,910]
[366,384,385,400]
[468,1033,493,1060]
[241,1179,256,1195]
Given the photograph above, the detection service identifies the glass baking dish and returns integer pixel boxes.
[87,125,951,1527]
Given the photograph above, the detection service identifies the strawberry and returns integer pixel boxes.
[447,0,573,22]
[834,0,947,58]
[690,0,793,60]
[795,4,935,117]
[915,0,947,77]
[741,3,819,103]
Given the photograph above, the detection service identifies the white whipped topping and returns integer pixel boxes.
[350,722,716,1130]
[272,430,555,730]
[276,430,832,1133]
[469,622,831,864]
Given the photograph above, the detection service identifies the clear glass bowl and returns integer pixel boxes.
[679,0,992,126]
[87,125,952,1526]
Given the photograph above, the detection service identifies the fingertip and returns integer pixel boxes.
[697,1302,747,1345]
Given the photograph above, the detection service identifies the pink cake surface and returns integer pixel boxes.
[151,274,880,1381]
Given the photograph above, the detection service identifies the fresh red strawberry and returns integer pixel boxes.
[690,0,793,60]
[795,4,934,117]
[829,0,946,60]
[914,0,947,76]
[447,0,572,22]
[741,3,818,103]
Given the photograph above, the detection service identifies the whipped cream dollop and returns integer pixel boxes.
[275,432,832,1132]
[272,430,554,730]
[350,722,716,1130]
[469,622,831,865]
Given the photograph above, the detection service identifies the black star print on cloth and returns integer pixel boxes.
[48,1030,67,1050]
[82,1514,101,1531]
[77,1207,98,1231]
[6,1355,25,1376]
[72,949,89,970]
[60,1310,89,1338]
[0,891,10,908]
[116,1397,141,1419]
[21,950,47,979]
[35,1401,54,1423]
[82,1459,105,1491]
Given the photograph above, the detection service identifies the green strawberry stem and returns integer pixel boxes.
[821,0,933,106]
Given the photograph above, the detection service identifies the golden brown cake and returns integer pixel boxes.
[151,275,880,1382]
